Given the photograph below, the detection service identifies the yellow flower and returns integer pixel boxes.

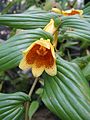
[44,19,59,49]
[52,8,83,16]
[44,19,57,34]
[62,8,83,16]
[19,38,57,77]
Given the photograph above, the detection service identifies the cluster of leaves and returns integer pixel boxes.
[0,1,90,120]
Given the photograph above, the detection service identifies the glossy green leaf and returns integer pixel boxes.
[42,56,90,120]
[61,15,90,42]
[82,63,90,81]
[0,28,53,71]
[0,10,58,29]
[0,10,90,43]
[83,15,90,23]
[83,2,90,15]
[0,92,30,120]
[28,101,39,119]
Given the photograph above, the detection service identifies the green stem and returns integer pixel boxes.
[25,77,39,120]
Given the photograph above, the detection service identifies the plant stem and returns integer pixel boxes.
[25,77,39,120]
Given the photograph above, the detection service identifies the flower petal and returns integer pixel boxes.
[51,8,83,16]
[52,8,62,14]
[32,63,45,77]
[19,38,57,77]
[45,61,57,76]
[50,43,56,59]
[36,38,51,49]
[19,55,32,70]
[43,19,57,34]
[62,9,83,16]
[24,38,51,54]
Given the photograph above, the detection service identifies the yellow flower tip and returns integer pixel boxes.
[51,8,62,14]
[43,19,57,34]
[62,9,83,16]
[19,38,57,77]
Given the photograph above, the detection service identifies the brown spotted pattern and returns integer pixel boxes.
[26,44,54,68]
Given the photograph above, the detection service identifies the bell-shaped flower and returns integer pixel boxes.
[52,8,83,16]
[44,19,59,49]
[19,38,57,77]
[43,19,57,34]
[62,8,83,16]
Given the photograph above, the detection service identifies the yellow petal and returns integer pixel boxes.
[62,8,83,16]
[52,8,62,14]
[32,63,45,77]
[50,43,56,59]
[19,38,57,77]
[45,61,57,76]
[62,9,73,14]
[43,19,57,34]
[19,55,32,70]
[36,38,51,49]
[75,10,83,15]
[23,38,51,55]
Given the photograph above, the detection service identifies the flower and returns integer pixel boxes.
[52,8,83,16]
[19,38,57,77]
[62,8,83,16]
[44,19,59,49]
[44,19,57,34]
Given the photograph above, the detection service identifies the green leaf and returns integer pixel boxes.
[83,15,90,23]
[61,15,90,42]
[83,2,90,15]
[28,101,39,119]
[35,88,43,95]
[0,92,30,120]
[42,56,90,120]
[0,10,58,29]
[0,28,53,71]
[82,63,90,81]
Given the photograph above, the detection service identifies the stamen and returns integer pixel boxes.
[36,46,48,56]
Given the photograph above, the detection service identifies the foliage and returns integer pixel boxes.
[0,28,53,71]
[0,1,90,120]
[0,92,30,120]
[28,101,39,119]
[42,56,90,120]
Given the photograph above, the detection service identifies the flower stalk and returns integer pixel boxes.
[25,77,39,120]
